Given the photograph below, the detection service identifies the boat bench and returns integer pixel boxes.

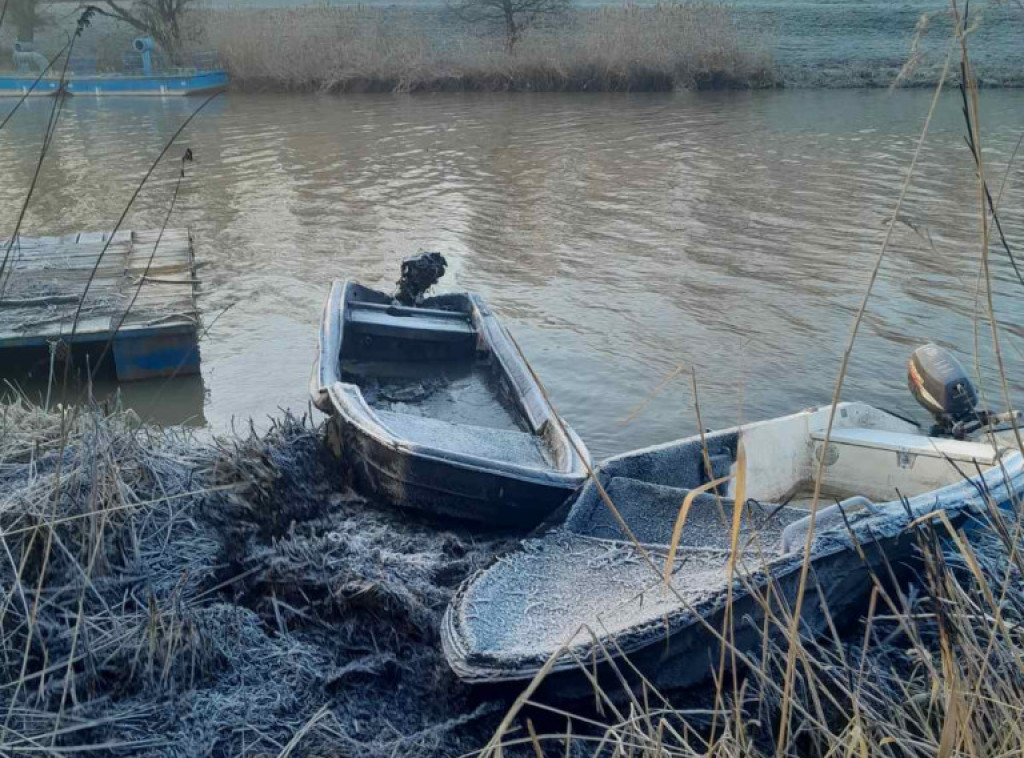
[810,428,999,464]
[566,476,806,550]
[375,410,551,469]
[347,303,474,343]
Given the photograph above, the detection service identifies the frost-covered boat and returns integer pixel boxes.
[442,346,1024,692]
[310,273,590,527]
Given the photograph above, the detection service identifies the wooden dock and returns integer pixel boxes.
[0,229,200,381]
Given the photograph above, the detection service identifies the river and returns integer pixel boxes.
[1,89,1023,458]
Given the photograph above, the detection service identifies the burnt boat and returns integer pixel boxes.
[442,345,1024,693]
[310,278,590,527]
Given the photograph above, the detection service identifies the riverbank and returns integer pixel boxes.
[202,4,776,92]
[0,3,778,92]
[5,1,1022,92]
[2,397,1023,755]
[0,398,512,755]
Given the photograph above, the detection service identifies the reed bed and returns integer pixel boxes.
[2,394,1023,756]
[200,3,776,93]
[0,396,510,756]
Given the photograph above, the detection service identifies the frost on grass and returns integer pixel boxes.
[0,400,510,756]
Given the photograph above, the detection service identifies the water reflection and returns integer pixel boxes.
[1,90,1022,457]
[1,356,207,428]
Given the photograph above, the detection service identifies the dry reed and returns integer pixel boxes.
[198,3,776,93]
[0,395,510,756]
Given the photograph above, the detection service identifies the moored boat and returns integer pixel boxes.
[310,261,591,527]
[65,70,228,96]
[65,38,228,96]
[0,76,62,96]
[442,345,1023,694]
[1,38,228,97]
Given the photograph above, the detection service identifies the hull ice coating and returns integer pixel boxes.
[312,280,591,527]
[442,402,1024,694]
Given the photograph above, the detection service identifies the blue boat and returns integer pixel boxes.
[3,38,227,97]
[65,69,229,96]
[0,76,62,96]
[66,39,228,96]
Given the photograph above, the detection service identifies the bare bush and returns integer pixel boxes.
[93,0,196,56]
[448,0,573,55]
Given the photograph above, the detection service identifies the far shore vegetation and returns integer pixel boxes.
[1,0,779,92]
[207,3,778,92]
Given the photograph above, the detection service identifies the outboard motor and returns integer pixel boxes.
[394,252,447,306]
[908,343,1020,438]
[908,343,978,435]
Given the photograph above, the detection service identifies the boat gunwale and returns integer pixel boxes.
[326,381,587,487]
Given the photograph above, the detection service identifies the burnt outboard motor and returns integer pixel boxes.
[394,252,447,306]
[908,343,978,436]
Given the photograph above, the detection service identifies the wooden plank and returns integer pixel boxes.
[133,228,190,243]
[0,316,113,342]
[0,228,199,379]
[8,238,131,253]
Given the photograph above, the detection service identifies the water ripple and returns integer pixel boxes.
[1,90,1023,455]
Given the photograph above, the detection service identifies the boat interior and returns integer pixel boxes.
[567,402,1013,553]
[450,403,1018,663]
[337,283,562,470]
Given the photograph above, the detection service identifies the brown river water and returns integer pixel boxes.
[2,90,1023,458]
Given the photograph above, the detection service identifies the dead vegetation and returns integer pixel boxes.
[201,3,775,93]
[0,397,511,756]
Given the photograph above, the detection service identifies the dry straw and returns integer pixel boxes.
[199,3,775,93]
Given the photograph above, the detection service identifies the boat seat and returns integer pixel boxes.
[566,476,807,549]
[810,428,999,465]
[347,305,475,343]
[374,410,551,469]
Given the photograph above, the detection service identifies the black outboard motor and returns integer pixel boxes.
[908,343,978,437]
[910,343,1023,439]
